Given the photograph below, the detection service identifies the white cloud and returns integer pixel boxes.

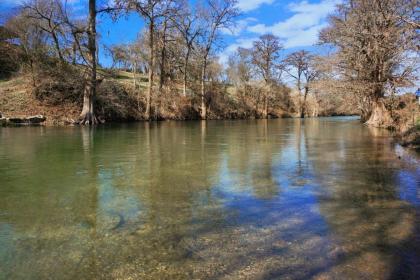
[247,0,341,48]
[219,0,340,65]
[219,37,257,65]
[236,0,275,12]
[283,22,328,48]
[221,17,258,36]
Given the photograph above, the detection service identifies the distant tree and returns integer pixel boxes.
[173,3,202,96]
[5,9,51,86]
[251,34,283,118]
[226,47,255,112]
[116,0,178,120]
[108,44,128,69]
[22,0,68,63]
[283,50,318,118]
[0,26,20,78]
[196,0,238,119]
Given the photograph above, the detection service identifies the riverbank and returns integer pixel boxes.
[1,73,418,150]
[399,126,420,151]
[0,72,355,126]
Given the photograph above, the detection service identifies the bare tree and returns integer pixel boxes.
[173,3,202,96]
[226,47,255,111]
[22,0,69,63]
[157,14,178,91]
[227,47,254,86]
[197,0,238,119]
[117,0,177,120]
[251,34,283,118]
[283,50,318,118]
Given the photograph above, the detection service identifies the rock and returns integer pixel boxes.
[7,117,25,124]
[0,117,6,126]
[27,115,46,124]
[4,115,46,125]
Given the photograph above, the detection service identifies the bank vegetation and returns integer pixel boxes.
[0,0,418,146]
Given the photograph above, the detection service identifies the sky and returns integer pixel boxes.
[0,0,342,67]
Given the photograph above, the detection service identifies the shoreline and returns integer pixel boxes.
[0,113,361,127]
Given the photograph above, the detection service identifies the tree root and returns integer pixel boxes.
[77,112,104,125]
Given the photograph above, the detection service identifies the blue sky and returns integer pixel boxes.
[0,0,342,67]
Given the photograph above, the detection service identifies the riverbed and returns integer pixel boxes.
[0,117,419,279]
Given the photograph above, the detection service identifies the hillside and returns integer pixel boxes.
[0,69,295,125]
[0,70,145,125]
[0,75,80,125]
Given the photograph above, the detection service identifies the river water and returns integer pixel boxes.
[0,117,419,279]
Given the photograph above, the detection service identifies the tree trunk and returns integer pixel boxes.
[146,21,154,121]
[365,99,393,128]
[29,58,36,87]
[365,86,392,127]
[263,95,268,118]
[262,81,269,119]
[262,92,268,119]
[72,41,77,65]
[133,61,137,89]
[159,20,167,91]
[183,49,190,97]
[79,0,98,125]
[51,30,64,63]
[301,86,308,118]
[200,58,207,120]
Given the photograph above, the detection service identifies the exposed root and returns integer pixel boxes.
[78,112,99,125]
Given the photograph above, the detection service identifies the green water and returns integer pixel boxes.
[0,117,419,279]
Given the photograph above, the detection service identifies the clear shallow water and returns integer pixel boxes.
[0,117,419,279]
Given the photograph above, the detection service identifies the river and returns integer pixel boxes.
[0,117,419,279]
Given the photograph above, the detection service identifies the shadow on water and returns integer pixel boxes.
[0,117,419,279]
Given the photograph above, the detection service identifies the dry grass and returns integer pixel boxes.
[0,75,80,125]
[0,70,144,125]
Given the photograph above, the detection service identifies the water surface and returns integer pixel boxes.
[0,117,419,279]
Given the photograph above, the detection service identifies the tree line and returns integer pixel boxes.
[0,0,418,127]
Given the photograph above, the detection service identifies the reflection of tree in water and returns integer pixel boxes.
[92,120,329,279]
[303,119,420,279]
[0,119,419,279]
[220,119,286,199]
[153,119,334,279]
[249,120,279,199]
